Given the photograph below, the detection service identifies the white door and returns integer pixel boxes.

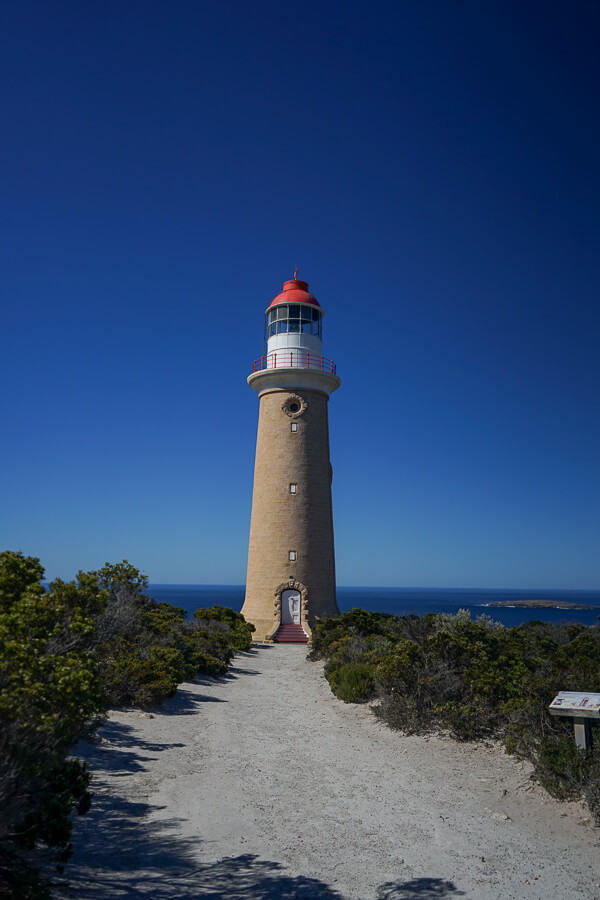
[282,589,301,624]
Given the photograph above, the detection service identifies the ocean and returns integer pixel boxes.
[147,584,600,628]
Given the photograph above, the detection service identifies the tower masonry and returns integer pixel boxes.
[242,275,341,642]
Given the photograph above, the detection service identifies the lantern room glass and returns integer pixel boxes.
[266,305,322,339]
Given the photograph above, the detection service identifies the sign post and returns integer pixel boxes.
[548,692,600,751]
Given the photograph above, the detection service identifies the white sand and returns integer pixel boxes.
[65,645,600,899]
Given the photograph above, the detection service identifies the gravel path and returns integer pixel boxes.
[64,644,600,899]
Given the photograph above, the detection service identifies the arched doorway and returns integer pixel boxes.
[281,588,301,624]
[265,580,311,642]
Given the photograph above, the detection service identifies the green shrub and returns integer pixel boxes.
[96,574,255,707]
[190,651,228,679]
[0,552,104,899]
[103,645,187,708]
[432,700,489,740]
[375,639,422,691]
[310,608,404,660]
[327,662,375,702]
[194,605,255,652]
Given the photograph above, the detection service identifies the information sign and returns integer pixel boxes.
[549,692,600,718]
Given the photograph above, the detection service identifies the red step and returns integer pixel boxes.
[273,623,309,643]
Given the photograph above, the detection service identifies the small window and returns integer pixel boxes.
[291,422,298,432]
[288,305,300,319]
[288,401,300,413]
[289,550,296,561]
[290,483,297,494]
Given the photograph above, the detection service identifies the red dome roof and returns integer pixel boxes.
[267,278,321,310]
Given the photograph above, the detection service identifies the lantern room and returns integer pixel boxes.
[251,274,337,377]
[265,278,323,361]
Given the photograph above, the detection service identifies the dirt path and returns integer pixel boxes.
[64,645,600,899]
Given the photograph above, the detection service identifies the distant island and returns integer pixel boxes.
[487,599,600,610]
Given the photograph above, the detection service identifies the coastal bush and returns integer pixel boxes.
[311,607,600,822]
[96,575,253,707]
[0,551,104,899]
[326,662,375,702]
[0,551,254,897]
[309,608,405,661]
[101,644,188,707]
[194,605,255,652]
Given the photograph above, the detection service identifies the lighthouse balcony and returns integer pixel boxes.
[252,352,337,374]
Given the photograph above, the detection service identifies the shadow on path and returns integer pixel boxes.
[377,880,465,898]
[60,775,463,900]
[160,685,228,710]
[59,768,343,898]
[77,722,184,771]
[61,822,464,900]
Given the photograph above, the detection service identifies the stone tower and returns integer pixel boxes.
[242,275,341,642]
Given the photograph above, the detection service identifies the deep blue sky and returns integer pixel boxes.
[1,1,599,588]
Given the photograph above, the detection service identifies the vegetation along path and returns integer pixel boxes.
[65,645,600,899]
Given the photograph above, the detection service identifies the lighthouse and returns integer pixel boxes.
[242,274,341,642]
